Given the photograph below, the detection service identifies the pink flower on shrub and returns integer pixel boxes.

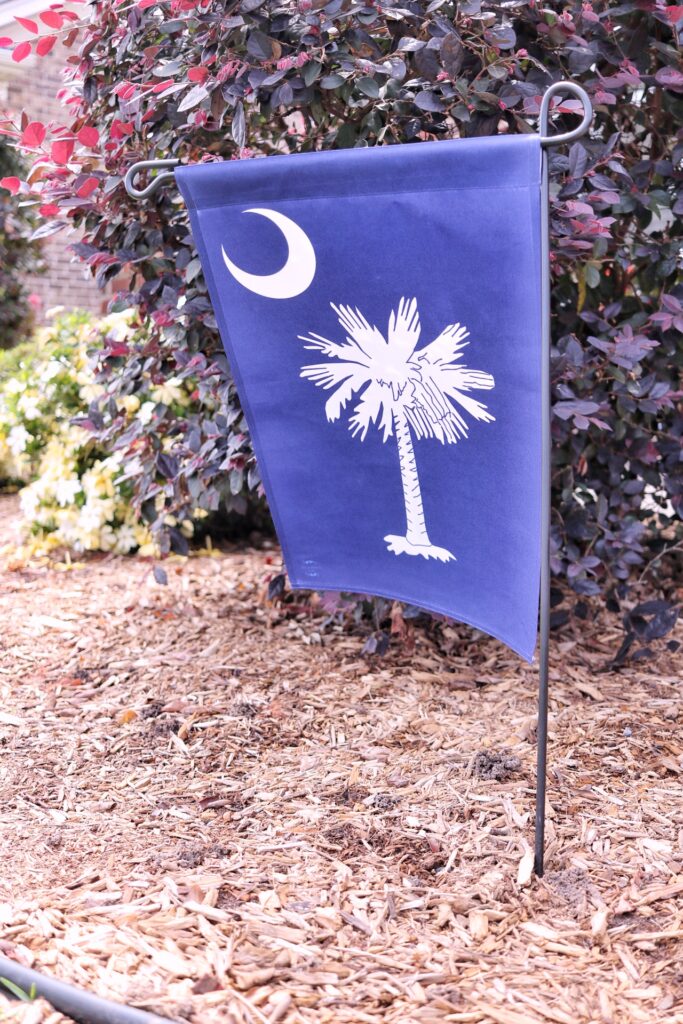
[217,61,243,83]
[151,309,174,327]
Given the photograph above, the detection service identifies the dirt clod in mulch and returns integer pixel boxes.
[140,700,164,719]
[176,846,208,869]
[545,866,592,902]
[334,784,368,805]
[1,493,683,1024]
[472,747,522,780]
[147,714,181,736]
[369,792,397,810]
[233,700,259,718]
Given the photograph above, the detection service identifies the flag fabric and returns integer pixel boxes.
[177,134,542,661]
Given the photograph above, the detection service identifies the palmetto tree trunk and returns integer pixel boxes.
[384,407,455,562]
[394,406,430,546]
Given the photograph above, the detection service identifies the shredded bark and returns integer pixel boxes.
[1,494,682,1023]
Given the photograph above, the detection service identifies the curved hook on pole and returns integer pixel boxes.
[540,81,593,147]
[124,158,180,199]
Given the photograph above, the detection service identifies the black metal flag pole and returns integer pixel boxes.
[124,81,594,882]
[536,82,593,876]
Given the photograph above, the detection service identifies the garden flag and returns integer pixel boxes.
[177,134,543,661]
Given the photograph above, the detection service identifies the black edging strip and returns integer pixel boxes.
[0,955,179,1024]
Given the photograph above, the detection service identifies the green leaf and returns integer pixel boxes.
[230,467,244,494]
[246,30,276,60]
[153,60,183,76]
[397,37,424,52]
[302,61,321,86]
[440,34,464,78]
[414,90,444,112]
[357,76,379,98]
[0,979,36,1002]
[231,101,246,147]
[185,257,202,282]
[178,84,208,112]
[585,263,601,289]
[335,123,357,148]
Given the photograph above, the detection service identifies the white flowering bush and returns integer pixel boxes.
[0,309,201,556]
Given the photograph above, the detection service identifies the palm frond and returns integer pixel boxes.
[404,402,437,441]
[445,389,495,423]
[300,362,369,423]
[438,365,495,391]
[408,407,469,444]
[417,322,470,366]
[430,363,495,422]
[300,361,361,387]
[348,380,393,442]
[387,296,421,361]
[298,332,370,365]
[324,377,366,422]
[405,378,469,444]
[332,304,387,362]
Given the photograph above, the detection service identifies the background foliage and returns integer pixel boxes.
[1,0,681,593]
[0,309,202,555]
[0,141,41,350]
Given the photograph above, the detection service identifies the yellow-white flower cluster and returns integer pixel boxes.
[18,432,158,556]
[0,309,197,558]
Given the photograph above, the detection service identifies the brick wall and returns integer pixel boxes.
[1,46,109,320]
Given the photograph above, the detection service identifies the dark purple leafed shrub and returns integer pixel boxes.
[1,1,681,598]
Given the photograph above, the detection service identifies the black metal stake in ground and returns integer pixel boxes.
[536,82,593,876]
[125,81,594,881]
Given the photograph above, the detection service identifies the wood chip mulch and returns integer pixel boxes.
[0,493,682,1024]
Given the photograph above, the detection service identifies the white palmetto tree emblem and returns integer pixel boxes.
[300,298,496,562]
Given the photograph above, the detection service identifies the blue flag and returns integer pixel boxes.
[177,134,542,661]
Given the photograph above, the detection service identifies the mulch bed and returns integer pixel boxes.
[0,493,682,1024]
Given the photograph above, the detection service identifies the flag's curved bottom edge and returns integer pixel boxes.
[287,574,537,664]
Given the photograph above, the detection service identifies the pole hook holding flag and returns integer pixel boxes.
[123,157,180,199]
[539,81,593,147]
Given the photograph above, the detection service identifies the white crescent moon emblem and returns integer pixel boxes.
[221,208,316,299]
